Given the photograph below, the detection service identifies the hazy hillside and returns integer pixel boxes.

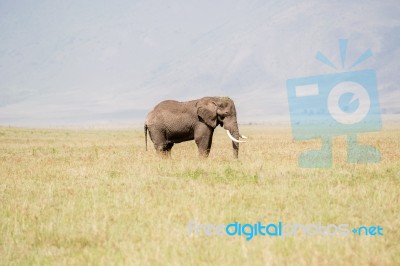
[0,0,399,126]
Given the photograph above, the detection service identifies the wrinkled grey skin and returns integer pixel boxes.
[144,97,243,158]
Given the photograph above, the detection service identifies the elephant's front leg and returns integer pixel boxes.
[194,126,214,158]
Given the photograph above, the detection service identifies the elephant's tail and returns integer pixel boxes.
[144,123,148,151]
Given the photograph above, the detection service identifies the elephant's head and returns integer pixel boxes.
[196,96,246,158]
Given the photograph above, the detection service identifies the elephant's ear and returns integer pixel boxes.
[196,99,218,128]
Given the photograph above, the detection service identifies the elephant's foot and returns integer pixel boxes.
[161,149,172,158]
[155,143,174,158]
[198,150,210,158]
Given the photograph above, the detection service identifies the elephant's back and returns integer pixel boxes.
[154,100,181,109]
[146,100,196,126]
[153,100,196,113]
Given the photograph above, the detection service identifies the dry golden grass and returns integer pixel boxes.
[0,125,399,265]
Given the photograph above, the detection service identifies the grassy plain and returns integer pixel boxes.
[0,125,399,265]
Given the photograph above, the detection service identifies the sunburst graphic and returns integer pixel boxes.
[315,39,373,70]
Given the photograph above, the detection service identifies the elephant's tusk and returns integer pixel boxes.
[226,130,246,143]
[240,135,248,139]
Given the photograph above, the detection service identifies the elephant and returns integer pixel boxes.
[144,96,247,158]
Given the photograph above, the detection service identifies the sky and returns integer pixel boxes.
[0,0,399,126]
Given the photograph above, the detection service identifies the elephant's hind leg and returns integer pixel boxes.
[163,142,174,157]
[154,142,174,157]
[148,127,173,157]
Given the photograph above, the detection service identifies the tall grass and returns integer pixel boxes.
[0,126,399,265]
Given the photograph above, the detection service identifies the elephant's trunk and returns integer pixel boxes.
[221,106,246,158]
[231,130,240,159]
[225,119,245,158]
